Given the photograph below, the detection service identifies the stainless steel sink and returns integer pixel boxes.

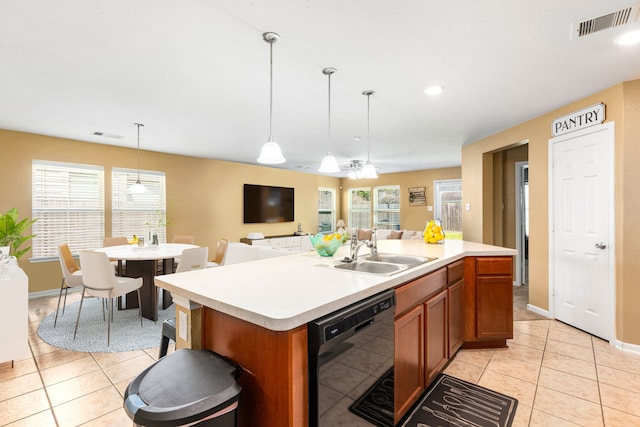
[364,253,436,266]
[334,261,407,275]
[333,253,437,275]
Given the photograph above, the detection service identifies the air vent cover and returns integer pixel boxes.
[574,6,636,38]
[92,131,124,139]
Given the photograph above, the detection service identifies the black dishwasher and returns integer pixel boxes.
[308,289,396,427]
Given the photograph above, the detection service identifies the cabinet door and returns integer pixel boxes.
[476,276,513,339]
[448,280,464,356]
[394,304,424,423]
[424,289,448,386]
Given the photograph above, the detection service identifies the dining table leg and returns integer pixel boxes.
[122,259,158,322]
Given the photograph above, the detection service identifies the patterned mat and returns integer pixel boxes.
[400,374,518,427]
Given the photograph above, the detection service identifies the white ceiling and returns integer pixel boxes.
[1,1,639,176]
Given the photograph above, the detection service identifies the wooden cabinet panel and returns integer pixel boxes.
[447,280,464,356]
[424,289,448,386]
[447,259,464,284]
[394,304,424,424]
[476,257,512,275]
[476,276,514,339]
[395,267,446,315]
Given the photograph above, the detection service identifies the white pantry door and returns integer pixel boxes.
[550,122,614,341]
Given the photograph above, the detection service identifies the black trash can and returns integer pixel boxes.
[124,349,242,427]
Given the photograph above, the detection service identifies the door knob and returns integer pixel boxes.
[595,242,607,249]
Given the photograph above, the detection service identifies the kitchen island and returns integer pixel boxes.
[155,239,517,427]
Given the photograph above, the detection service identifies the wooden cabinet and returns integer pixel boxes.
[463,256,513,347]
[424,289,448,386]
[447,259,465,356]
[394,304,424,422]
[393,267,446,422]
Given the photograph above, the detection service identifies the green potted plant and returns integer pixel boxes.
[0,208,37,259]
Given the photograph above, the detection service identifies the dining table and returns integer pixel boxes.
[93,243,198,321]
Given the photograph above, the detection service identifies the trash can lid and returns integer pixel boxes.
[124,349,242,426]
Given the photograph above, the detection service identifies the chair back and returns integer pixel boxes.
[175,247,209,273]
[58,244,83,286]
[78,251,119,297]
[213,239,229,265]
[103,236,128,247]
[173,235,195,244]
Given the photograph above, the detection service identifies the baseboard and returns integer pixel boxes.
[526,303,552,319]
[29,287,82,300]
[613,339,640,355]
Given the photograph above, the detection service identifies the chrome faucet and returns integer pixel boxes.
[348,229,378,262]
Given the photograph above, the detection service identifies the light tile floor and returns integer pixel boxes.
[2,294,640,426]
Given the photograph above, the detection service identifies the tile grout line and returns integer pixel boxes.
[27,331,61,427]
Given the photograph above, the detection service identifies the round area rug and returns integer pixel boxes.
[38,297,174,353]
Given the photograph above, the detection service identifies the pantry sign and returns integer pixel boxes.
[552,103,605,136]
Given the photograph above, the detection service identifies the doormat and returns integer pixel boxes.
[400,374,518,427]
[349,367,394,427]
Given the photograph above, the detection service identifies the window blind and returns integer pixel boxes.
[112,168,166,243]
[348,187,371,229]
[374,185,400,230]
[318,188,336,233]
[31,160,105,259]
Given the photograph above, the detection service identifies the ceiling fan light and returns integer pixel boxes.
[318,152,340,173]
[257,139,286,164]
[347,170,357,179]
[361,161,378,179]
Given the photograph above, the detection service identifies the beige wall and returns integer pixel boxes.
[462,80,640,345]
[0,129,460,294]
[338,167,462,232]
[0,129,341,292]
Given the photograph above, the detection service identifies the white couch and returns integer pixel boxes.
[221,242,297,265]
[345,228,424,241]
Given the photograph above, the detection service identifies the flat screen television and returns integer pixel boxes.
[243,184,295,224]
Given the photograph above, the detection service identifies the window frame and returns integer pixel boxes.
[373,185,400,230]
[31,160,105,260]
[347,187,372,229]
[318,187,336,234]
[111,168,167,243]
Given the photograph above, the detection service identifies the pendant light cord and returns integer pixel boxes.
[135,123,144,181]
[366,93,371,162]
[327,71,331,149]
[269,41,274,141]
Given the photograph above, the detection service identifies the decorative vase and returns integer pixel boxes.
[152,234,159,246]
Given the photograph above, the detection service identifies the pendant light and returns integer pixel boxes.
[257,32,286,164]
[318,67,340,173]
[128,123,148,194]
[360,90,378,179]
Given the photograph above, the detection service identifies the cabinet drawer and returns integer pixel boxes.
[285,237,300,248]
[270,238,286,248]
[476,257,512,276]
[396,268,446,315]
[447,259,464,284]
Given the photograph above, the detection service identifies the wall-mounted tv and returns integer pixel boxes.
[243,184,295,224]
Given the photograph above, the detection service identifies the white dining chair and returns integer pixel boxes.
[175,247,209,273]
[159,246,208,358]
[76,251,143,346]
[54,243,84,327]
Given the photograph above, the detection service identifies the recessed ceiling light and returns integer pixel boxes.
[614,29,640,46]
[424,85,444,96]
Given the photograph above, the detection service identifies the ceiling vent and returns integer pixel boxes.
[92,131,124,139]
[573,5,639,38]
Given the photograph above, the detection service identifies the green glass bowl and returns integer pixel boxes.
[309,233,343,257]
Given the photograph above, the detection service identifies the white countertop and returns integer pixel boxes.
[155,240,517,331]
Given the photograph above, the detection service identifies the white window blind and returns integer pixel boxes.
[318,188,336,233]
[112,168,166,243]
[32,160,105,259]
[374,185,400,230]
[348,187,371,229]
